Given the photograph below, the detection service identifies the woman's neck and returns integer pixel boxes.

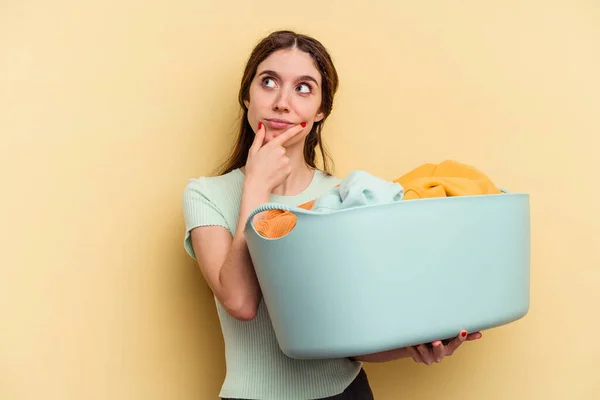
[272,144,315,196]
[272,162,314,196]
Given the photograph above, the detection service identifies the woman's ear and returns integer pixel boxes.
[314,110,325,122]
[244,98,250,108]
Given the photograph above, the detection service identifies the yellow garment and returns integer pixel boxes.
[254,160,501,239]
[394,160,502,200]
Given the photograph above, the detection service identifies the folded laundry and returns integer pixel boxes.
[253,160,502,239]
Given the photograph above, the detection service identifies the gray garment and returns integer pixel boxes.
[221,368,374,400]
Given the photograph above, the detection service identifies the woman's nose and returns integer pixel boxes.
[272,90,291,112]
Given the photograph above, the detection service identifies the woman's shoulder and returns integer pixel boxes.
[184,168,244,196]
[182,168,245,214]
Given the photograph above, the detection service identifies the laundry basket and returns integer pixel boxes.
[244,191,530,360]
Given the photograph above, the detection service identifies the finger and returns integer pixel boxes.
[466,331,483,341]
[444,330,468,356]
[432,341,445,363]
[250,121,266,153]
[269,122,306,146]
[406,346,423,364]
[416,344,433,365]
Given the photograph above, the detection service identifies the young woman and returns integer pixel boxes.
[182,30,482,400]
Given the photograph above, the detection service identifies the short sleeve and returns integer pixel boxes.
[182,178,230,260]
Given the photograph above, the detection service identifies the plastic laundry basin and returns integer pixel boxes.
[244,192,530,360]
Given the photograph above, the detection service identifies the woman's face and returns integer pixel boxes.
[244,48,324,147]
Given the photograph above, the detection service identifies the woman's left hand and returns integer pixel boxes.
[405,330,482,365]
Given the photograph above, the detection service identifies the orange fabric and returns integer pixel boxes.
[393,160,502,200]
[254,199,315,239]
[254,160,501,239]
[253,184,340,239]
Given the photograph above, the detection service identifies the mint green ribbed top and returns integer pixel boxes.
[182,168,362,400]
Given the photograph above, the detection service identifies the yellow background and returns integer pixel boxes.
[2,1,599,399]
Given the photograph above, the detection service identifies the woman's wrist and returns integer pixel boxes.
[242,176,270,199]
[236,183,271,233]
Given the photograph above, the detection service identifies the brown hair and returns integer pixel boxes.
[214,30,339,176]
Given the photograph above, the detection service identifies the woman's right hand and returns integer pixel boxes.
[243,121,306,194]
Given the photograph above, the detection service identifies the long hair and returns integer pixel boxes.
[214,30,339,176]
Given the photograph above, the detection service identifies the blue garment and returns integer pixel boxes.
[312,170,404,213]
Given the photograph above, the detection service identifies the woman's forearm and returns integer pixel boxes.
[217,184,270,320]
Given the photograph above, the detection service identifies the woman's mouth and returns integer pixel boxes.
[264,118,293,130]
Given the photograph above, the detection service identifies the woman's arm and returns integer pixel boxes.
[190,184,270,321]
[188,122,305,321]
[352,331,482,364]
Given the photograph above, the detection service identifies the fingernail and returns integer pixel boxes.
[301,122,306,127]
[432,341,441,347]
[258,122,263,130]
[461,331,467,338]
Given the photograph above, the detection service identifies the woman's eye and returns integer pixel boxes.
[296,83,311,94]
[262,78,276,88]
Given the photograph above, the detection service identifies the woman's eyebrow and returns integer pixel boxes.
[257,69,320,87]
[298,75,319,86]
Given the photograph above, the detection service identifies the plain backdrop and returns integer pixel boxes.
[1,1,599,399]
